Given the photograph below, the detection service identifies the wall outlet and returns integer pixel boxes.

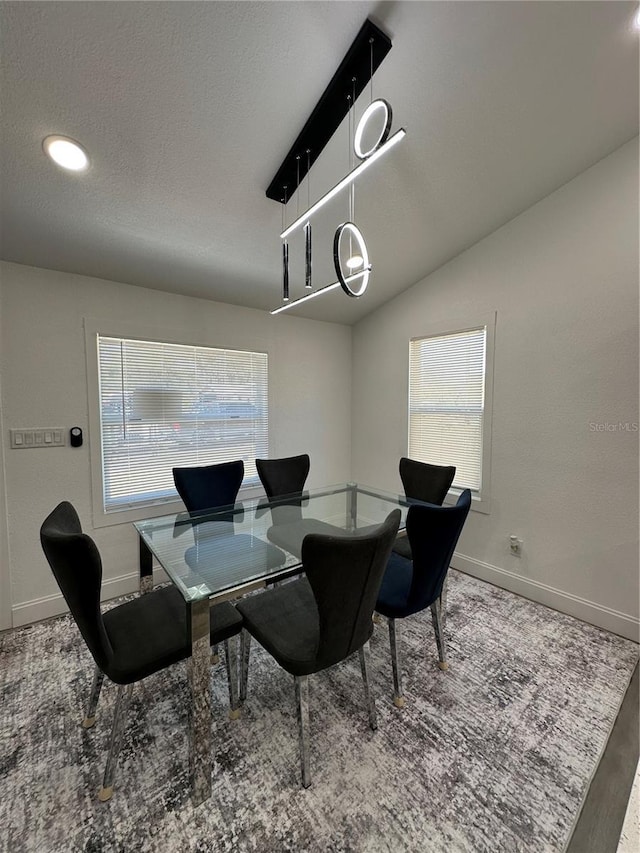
[509,535,523,555]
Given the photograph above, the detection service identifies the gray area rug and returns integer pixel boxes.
[1,570,637,853]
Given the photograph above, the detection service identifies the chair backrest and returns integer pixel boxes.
[399,457,456,506]
[172,460,244,516]
[302,509,401,671]
[40,502,113,672]
[256,454,310,499]
[406,489,472,609]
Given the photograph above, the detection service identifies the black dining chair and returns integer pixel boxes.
[175,459,287,595]
[40,501,243,801]
[236,509,401,788]
[255,453,341,557]
[375,490,471,707]
[255,453,310,499]
[393,457,457,559]
[173,459,245,660]
[172,459,244,517]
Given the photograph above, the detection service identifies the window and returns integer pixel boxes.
[408,317,494,509]
[95,335,268,515]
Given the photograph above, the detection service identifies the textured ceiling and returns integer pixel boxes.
[1,1,638,324]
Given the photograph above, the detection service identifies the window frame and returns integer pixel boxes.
[85,319,269,528]
[408,312,496,514]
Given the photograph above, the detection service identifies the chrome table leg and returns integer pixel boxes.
[138,535,153,594]
[225,637,240,720]
[187,597,212,805]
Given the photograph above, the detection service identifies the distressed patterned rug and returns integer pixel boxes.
[1,571,637,853]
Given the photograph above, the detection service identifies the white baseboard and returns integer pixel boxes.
[453,553,639,643]
[11,567,169,628]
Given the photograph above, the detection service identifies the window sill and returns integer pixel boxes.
[444,488,491,515]
[91,484,264,529]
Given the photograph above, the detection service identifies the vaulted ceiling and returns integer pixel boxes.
[1,1,638,324]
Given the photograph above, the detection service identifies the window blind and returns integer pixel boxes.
[97,336,268,512]
[408,327,486,492]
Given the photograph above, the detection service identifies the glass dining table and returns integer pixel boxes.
[134,482,413,805]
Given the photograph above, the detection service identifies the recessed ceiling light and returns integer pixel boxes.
[634,7,640,31]
[43,135,89,172]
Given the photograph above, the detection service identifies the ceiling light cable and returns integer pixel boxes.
[305,150,312,288]
[350,86,355,259]
[279,129,405,240]
[370,38,374,105]
[346,78,364,270]
[346,93,352,220]
[282,186,289,302]
[351,78,357,224]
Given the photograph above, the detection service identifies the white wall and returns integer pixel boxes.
[352,139,639,640]
[0,262,352,625]
[0,274,12,630]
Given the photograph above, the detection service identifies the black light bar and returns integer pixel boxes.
[265,18,392,203]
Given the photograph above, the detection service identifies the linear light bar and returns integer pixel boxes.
[280,128,406,239]
[270,269,371,315]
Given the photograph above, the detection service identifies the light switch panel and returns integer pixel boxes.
[11,428,66,448]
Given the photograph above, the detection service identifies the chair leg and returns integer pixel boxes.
[359,641,378,730]
[225,637,240,720]
[439,573,449,632]
[430,600,449,670]
[388,618,405,708]
[82,666,105,728]
[239,629,251,703]
[295,675,311,788]
[211,643,220,665]
[98,683,133,802]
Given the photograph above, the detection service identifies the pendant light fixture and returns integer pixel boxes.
[268,19,405,315]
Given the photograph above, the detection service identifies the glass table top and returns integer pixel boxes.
[134,483,411,603]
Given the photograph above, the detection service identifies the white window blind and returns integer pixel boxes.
[97,336,268,513]
[409,327,486,492]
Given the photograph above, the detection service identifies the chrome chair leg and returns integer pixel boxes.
[295,675,311,788]
[388,618,405,708]
[239,629,251,702]
[98,683,133,801]
[211,643,220,665]
[430,600,449,670]
[439,572,449,632]
[83,665,105,728]
[225,637,240,720]
[359,641,378,730]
